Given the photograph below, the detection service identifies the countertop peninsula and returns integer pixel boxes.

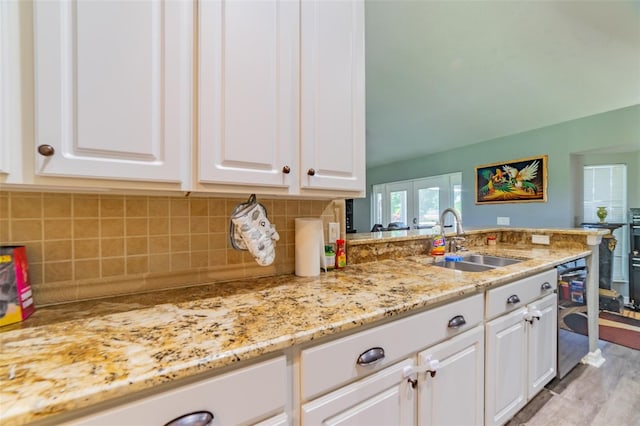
[0,228,606,425]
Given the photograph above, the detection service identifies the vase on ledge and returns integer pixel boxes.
[596,206,608,223]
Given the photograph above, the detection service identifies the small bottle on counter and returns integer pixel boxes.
[430,222,446,256]
[324,245,335,271]
[335,239,347,269]
[487,235,497,246]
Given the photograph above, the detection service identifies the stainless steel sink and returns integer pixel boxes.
[433,261,495,272]
[461,254,522,267]
[433,254,522,272]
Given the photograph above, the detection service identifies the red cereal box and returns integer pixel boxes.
[0,246,36,327]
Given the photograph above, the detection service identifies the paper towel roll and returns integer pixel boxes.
[295,218,324,277]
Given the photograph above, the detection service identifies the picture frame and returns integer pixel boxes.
[475,155,548,204]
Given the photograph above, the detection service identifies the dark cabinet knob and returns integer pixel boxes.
[307,168,316,176]
[282,165,291,174]
[37,145,55,157]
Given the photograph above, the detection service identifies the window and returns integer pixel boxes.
[371,172,461,230]
[583,164,628,284]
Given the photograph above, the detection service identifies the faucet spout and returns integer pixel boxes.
[439,208,464,236]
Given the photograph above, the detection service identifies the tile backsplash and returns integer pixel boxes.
[0,191,342,306]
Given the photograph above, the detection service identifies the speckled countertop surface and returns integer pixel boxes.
[0,239,598,425]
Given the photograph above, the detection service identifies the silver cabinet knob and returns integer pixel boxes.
[37,144,55,157]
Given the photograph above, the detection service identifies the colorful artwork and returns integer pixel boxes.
[475,155,548,204]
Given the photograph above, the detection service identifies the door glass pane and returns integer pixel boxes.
[375,192,383,224]
[453,184,462,216]
[417,187,439,227]
[389,190,407,225]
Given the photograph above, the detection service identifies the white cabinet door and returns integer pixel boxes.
[417,325,484,426]
[198,0,298,188]
[33,0,190,182]
[300,0,365,192]
[528,293,558,397]
[301,359,415,426]
[485,307,528,426]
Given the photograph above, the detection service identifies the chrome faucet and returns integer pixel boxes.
[439,208,466,252]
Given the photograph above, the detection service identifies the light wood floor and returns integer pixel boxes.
[507,341,640,426]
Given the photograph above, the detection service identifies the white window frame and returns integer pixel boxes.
[583,164,628,285]
[371,172,462,230]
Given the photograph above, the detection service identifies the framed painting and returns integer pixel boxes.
[475,155,548,204]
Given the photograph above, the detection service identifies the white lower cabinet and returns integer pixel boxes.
[300,293,484,426]
[485,270,558,426]
[70,356,287,426]
[301,358,416,425]
[417,325,484,426]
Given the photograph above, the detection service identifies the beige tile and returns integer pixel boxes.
[226,198,246,215]
[208,198,226,216]
[73,195,99,217]
[0,220,9,241]
[10,195,42,219]
[100,197,124,217]
[209,217,226,233]
[286,200,299,217]
[22,242,43,264]
[209,249,227,266]
[171,217,190,234]
[0,192,9,219]
[299,200,312,216]
[191,234,208,251]
[74,239,99,260]
[126,197,148,217]
[149,254,171,273]
[149,217,169,235]
[27,262,43,286]
[43,194,71,218]
[191,251,208,268]
[190,217,208,234]
[149,236,170,254]
[126,218,148,236]
[126,237,148,256]
[171,235,189,252]
[101,238,124,258]
[171,253,191,271]
[101,257,125,277]
[170,198,189,217]
[272,200,287,215]
[148,198,170,217]
[44,219,72,240]
[74,259,100,280]
[227,248,244,265]
[126,255,149,274]
[209,233,227,250]
[101,218,124,237]
[44,261,73,282]
[74,219,100,239]
[190,199,208,216]
[44,240,72,262]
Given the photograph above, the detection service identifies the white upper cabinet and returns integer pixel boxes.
[32,0,191,183]
[300,0,365,192]
[198,0,299,189]
[198,0,365,196]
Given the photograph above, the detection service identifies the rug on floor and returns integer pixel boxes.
[562,309,640,350]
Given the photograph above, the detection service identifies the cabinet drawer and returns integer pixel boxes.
[486,269,557,319]
[300,293,483,400]
[72,356,287,426]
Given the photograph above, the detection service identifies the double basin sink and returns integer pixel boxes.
[434,254,522,272]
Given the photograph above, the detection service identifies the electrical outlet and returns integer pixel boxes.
[532,234,550,245]
[328,222,340,243]
[497,216,510,226]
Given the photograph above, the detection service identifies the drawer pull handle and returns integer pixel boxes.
[357,347,385,366]
[507,294,521,305]
[164,411,214,426]
[541,282,552,291]
[448,315,466,328]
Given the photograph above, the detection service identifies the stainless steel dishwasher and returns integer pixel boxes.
[556,259,590,379]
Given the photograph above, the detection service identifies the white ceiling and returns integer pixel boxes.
[365,0,640,168]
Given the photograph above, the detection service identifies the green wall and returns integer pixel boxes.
[354,105,640,232]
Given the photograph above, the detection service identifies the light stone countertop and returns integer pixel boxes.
[0,234,602,425]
